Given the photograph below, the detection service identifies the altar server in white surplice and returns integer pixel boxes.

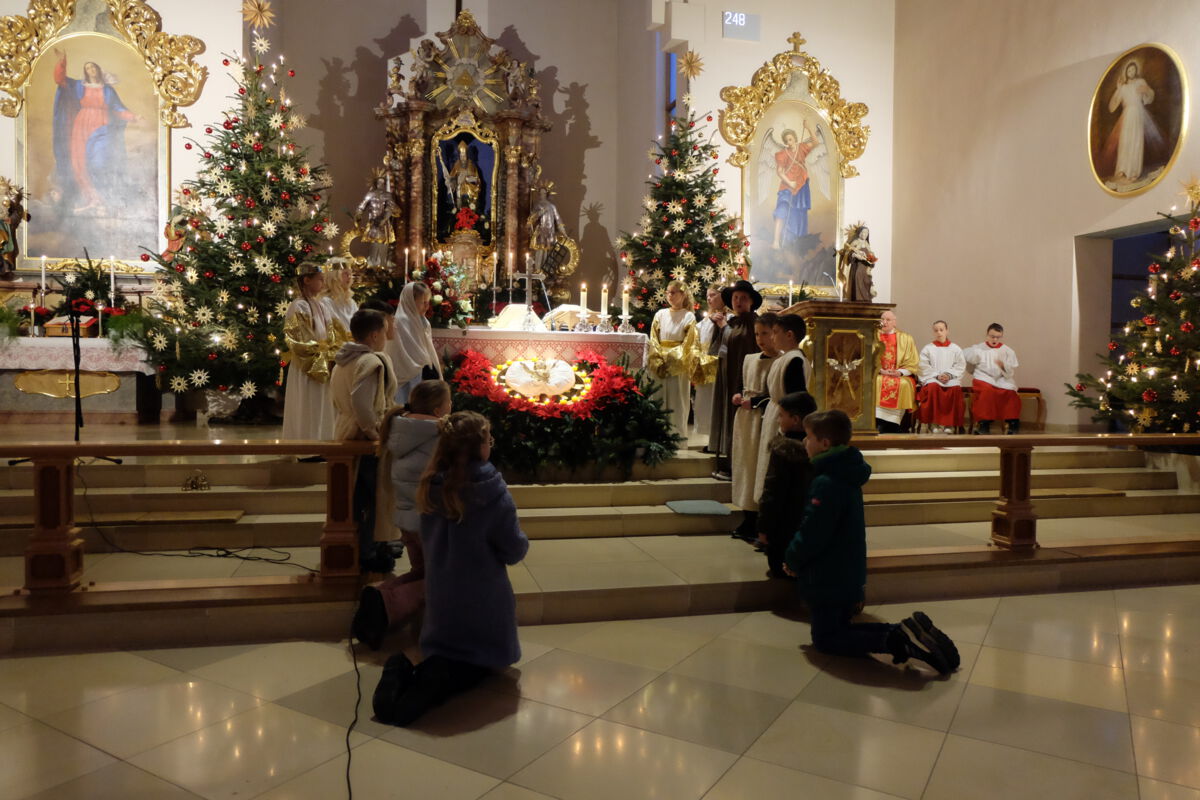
[731,313,779,540]
[691,285,726,440]
[915,320,966,434]
[282,263,349,442]
[964,322,1021,435]
[648,280,698,438]
[754,313,808,504]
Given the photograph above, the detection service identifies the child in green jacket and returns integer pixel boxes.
[785,410,960,674]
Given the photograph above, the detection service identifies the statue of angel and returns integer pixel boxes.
[757,121,831,251]
[527,183,566,272]
[835,222,876,302]
[408,39,437,98]
[355,172,400,268]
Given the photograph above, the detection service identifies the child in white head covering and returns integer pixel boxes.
[386,282,443,403]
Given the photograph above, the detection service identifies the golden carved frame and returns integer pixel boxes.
[1,0,206,127]
[719,33,869,299]
[719,33,869,176]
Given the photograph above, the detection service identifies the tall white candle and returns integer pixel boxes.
[40,255,46,292]
[600,283,609,314]
[622,283,630,317]
[580,282,588,312]
[109,257,116,304]
[491,251,498,291]
[788,279,794,306]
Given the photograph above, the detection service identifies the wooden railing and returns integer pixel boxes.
[0,440,374,593]
[1,433,1198,594]
[853,433,1200,550]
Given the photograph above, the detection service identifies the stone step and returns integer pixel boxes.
[867,486,1124,505]
[863,448,1146,473]
[0,450,718,491]
[864,492,1200,526]
[0,509,244,530]
[0,464,1173,519]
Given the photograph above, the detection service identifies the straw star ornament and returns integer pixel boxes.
[679,50,705,80]
[242,0,276,30]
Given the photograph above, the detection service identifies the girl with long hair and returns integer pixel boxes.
[372,411,528,726]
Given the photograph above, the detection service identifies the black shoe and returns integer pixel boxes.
[361,542,396,575]
[972,421,992,435]
[711,470,732,482]
[351,585,388,651]
[372,652,414,725]
[1004,420,1020,435]
[901,612,959,674]
[885,625,912,665]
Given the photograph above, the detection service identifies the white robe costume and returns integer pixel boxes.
[731,352,774,510]
[282,296,340,441]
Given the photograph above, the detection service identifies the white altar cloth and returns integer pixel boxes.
[0,337,155,375]
[431,326,648,368]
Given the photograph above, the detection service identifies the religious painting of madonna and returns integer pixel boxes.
[1088,44,1188,198]
[744,75,842,294]
[432,131,496,245]
[20,33,163,262]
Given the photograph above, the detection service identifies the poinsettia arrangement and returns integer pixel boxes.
[448,349,682,478]
[20,305,54,325]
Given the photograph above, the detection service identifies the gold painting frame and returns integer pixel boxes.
[1087,42,1188,198]
[719,33,869,299]
[1,0,206,275]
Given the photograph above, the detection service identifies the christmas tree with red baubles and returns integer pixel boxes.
[1067,179,1200,432]
[615,108,749,329]
[132,33,336,418]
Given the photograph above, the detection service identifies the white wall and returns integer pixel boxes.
[662,0,896,300]
[0,0,243,255]
[893,0,1200,428]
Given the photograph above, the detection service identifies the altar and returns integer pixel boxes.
[0,338,159,422]
[431,327,648,369]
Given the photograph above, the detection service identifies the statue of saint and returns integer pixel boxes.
[354,173,400,268]
[443,140,481,211]
[527,183,566,271]
[836,222,876,302]
[0,184,29,280]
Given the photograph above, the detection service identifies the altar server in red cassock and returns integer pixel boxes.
[874,310,919,433]
[965,323,1021,435]
[916,320,966,433]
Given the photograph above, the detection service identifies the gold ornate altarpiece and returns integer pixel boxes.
[719,33,869,299]
[374,10,577,288]
[1,0,206,277]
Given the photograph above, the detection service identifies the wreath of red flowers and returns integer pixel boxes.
[451,349,640,420]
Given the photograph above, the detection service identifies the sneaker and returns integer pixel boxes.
[351,585,388,651]
[711,470,732,482]
[902,612,960,674]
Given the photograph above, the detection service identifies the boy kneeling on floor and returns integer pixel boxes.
[784,409,960,674]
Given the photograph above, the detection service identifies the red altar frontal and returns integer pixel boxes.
[431,327,648,368]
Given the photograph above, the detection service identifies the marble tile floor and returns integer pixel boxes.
[3,584,1200,799]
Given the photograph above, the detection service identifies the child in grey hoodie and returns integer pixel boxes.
[352,379,451,650]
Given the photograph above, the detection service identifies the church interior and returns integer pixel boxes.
[1,0,1200,797]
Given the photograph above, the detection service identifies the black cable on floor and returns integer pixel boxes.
[73,459,319,574]
[345,625,361,800]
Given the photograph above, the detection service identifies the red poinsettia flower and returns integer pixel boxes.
[454,207,480,231]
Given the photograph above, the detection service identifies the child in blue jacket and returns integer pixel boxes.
[785,410,959,674]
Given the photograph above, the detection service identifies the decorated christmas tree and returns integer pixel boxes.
[134,34,336,415]
[615,108,749,329]
[1067,180,1200,432]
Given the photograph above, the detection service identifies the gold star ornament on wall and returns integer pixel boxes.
[243,0,276,30]
[679,50,705,80]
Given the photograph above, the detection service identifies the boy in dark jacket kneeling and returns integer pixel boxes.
[757,391,818,578]
[784,410,960,674]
